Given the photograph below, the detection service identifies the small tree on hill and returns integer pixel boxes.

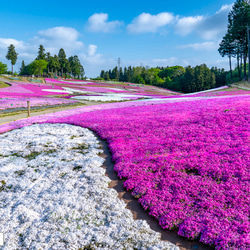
[0,62,8,74]
[58,48,67,77]
[19,60,25,74]
[36,45,46,60]
[6,44,18,75]
[30,60,48,76]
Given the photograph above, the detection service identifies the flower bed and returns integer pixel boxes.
[0,93,249,249]
[0,123,176,249]
[0,97,78,110]
[0,82,70,98]
[44,78,177,97]
[183,87,250,97]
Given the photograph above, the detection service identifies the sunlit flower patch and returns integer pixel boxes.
[0,97,78,110]
[0,124,177,249]
[0,82,69,98]
[182,86,250,97]
[18,95,248,250]
[0,81,249,249]
[44,78,177,98]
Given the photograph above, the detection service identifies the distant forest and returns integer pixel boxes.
[4,44,85,79]
[99,65,228,93]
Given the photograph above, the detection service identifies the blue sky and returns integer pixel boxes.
[0,0,235,77]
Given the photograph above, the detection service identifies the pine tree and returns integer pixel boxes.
[52,55,60,76]
[36,45,46,60]
[58,48,67,77]
[19,60,25,74]
[119,67,123,81]
[68,55,83,78]
[220,0,250,81]
[218,33,236,83]
[100,70,105,79]
[6,44,18,75]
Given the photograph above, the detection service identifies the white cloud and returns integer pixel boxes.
[175,16,204,36]
[127,12,174,33]
[88,45,97,57]
[177,41,218,51]
[86,13,123,33]
[0,38,26,50]
[34,26,84,55]
[175,4,232,40]
[38,27,80,42]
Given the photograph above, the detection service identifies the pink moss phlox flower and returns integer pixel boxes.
[0,94,249,249]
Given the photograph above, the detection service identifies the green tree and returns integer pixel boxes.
[36,45,46,60]
[68,55,84,78]
[182,66,194,93]
[131,66,143,83]
[51,55,60,76]
[134,75,145,84]
[19,60,48,76]
[0,62,8,74]
[31,60,48,76]
[221,0,250,81]
[58,48,67,77]
[218,33,235,83]
[6,44,18,75]
[123,67,128,82]
[211,67,227,87]
[127,66,132,82]
[111,66,119,80]
[119,67,123,81]
[100,70,105,79]
[19,60,25,74]
[104,71,110,80]
[158,66,185,79]
[46,52,53,75]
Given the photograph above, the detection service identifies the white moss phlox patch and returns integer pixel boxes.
[0,123,178,250]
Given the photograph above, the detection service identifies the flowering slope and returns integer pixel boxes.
[0,95,249,249]
[44,78,177,98]
[0,82,70,98]
[0,97,78,110]
[45,96,249,250]
[0,124,177,249]
[183,87,250,97]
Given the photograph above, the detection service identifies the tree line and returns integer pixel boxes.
[4,44,85,78]
[99,64,227,93]
[218,0,250,83]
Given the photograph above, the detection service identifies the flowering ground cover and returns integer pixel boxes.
[0,95,249,249]
[0,81,82,112]
[0,123,177,249]
[0,97,78,110]
[49,96,250,250]
[45,78,178,98]
[0,82,70,98]
[182,86,250,97]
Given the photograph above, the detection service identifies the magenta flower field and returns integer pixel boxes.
[0,97,78,110]
[0,78,250,249]
[51,96,250,249]
[0,94,249,249]
[0,82,68,98]
[185,87,250,97]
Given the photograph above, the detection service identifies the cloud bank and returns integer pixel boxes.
[175,4,232,40]
[86,13,123,33]
[127,12,174,33]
